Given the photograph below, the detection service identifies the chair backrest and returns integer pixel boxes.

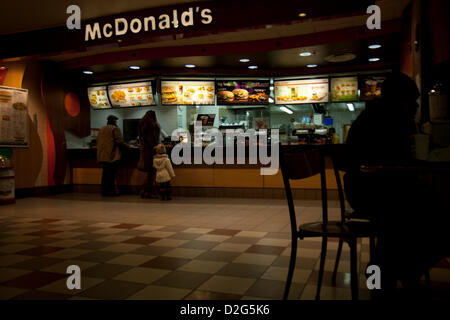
[279,144,322,236]
[280,144,349,234]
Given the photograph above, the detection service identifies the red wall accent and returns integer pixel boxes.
[64,92,80,117]
[46,116,55,186]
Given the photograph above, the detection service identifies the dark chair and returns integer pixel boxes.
[280,144,376,300]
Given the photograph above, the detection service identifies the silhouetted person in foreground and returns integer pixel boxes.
[344,72,447,298]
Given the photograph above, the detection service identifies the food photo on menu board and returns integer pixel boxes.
[161,80,215,105]
[331,77,359,102]
[108,82,155,107]
[0,86,29,147]
[359,75,386,100]
[274,79,329,104]
[216,80,270,105]
[87,86,111,109]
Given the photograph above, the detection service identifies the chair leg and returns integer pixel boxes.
[349,238,359,300]
[283,237,298,300]
[315,236,328,300]
[332,238,343,286]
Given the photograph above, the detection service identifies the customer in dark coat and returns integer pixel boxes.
[138,110,161,198]
[344,72,446,297]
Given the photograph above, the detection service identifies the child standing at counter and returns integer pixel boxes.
[153,144,175,201]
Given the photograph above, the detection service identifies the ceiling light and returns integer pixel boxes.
[269,97,274,103]
[299,52,312,57]
[280,106,293,114]
[248,65,258,69]
[298,13,307,17]
[325,53,356,63]
[270,86,274,91]
[368,58,380,62]
[306,64,318,68]
[0,66,6,70]
[185,64,196,68]
[129,66,140,70]
[239,58,250,62]
[83,70,93,75]
[347,103,355,112]
[368,44,381,49]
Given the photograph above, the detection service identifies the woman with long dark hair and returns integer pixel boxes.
[138,110,160,198]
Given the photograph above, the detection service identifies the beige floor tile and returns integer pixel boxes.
[150,239,189,248]
[281,247,320,259]
[241,296,272,300]
[48,225,81,232]
[47,220,78,225]
[42,260,98,274]
[162,248,204,259]
[234,231,268,238]
[177,260,227,274]
[300,284,352,300]
[198,275,256,295]
[88,222,119,228]
[46,239,88,248]
[101,243,145,253]
[107,254,155,266]
[92,228,125,235]
[39,276,104,295]
[114,267,170,284]
[128,285,190,300]
[140,231,176,238]
[47,232,83,239]
[45,248,91,259]
[0,235,38,243]
[3,228,40,235]
[0,267,33,282]
[233,253,277,266]
[211,243,251,253]
[195,234,231,242]
[261,266,312,284]
[256,238,291,247]
[0,243,37,254]
[182,228,214,234]
[96,235,135,243]
[0,286,27,300]
[134,225,164,231]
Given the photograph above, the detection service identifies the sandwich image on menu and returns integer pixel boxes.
[161,81,215,105]
[216,81,270,105]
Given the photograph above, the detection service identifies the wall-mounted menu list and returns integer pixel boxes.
[88,86,111,109]
[0,86,29,147]
[161,80,215,105]
[274,79,329,104]
[331,77,358,102]
[108,82,155,107]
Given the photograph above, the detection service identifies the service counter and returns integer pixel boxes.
[68,145,342,199]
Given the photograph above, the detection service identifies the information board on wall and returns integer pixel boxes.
[0,86,29,147]
[331,77,359,102]
[108,81,155,107]
[88,85,111,109]
[161,80,215,105]
[274,79,329,104]
[216,80,270,105]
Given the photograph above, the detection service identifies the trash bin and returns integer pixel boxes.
[0,155,15,205]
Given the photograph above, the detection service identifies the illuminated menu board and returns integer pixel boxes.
[359,75,386,101]
[216,80,270,105]
[274,79,329,104]
[331,77,358,102]
[161,80,215,105]
[108,81,155,107]
[88,86,111,109]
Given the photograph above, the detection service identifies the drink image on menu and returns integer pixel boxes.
[359,75,385,100]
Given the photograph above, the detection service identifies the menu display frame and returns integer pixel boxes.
[160,79,216,106]
[358,74,386,101]
[0,85,29,148]
[216,80,270,105]
[87,85,112,110]
[107,80,157,108]
[274,78,330,105]
[330,76,359,102]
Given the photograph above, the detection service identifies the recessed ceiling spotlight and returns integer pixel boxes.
[129,66,140,70]
[325,53,356,63]
[239,58,250,63]
[299,52,312,57]
[368,58,380,62]
[368,44,382,49]
[270,86,274,91]
[306,64,318,68]
[185,64,196,68]
[248,65,258,69]
[83,70,93,75]
[298,13,307,18]
[347,103,355,112]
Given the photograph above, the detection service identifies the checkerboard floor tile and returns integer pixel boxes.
[0,194,449,300]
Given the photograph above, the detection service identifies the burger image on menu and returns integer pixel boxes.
[232,89,249,101]
[161,86,177,103]
[217,90,234,102]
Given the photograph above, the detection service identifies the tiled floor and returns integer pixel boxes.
[0,193,448,300]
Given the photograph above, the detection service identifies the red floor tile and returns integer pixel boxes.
[122,236,160,245]
[1,271,66,289]
[208,229,240,236]
[16,246,63,256]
